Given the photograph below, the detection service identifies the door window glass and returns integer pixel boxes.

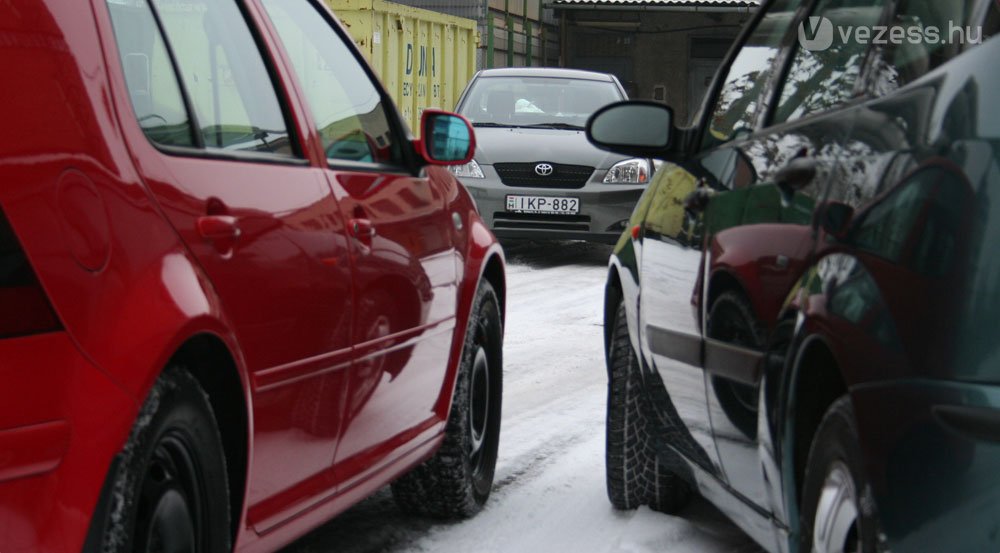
[153,0,294,156]
[106,0,194,147]
[260,0,401,165]
[870,0,982,94]
[773,0,887,124]
[702,0,800,150]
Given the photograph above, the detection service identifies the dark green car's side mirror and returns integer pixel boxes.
[587,101,674,158]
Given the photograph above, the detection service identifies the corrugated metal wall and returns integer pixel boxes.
[328,0,478,132]
[389,0,559,68]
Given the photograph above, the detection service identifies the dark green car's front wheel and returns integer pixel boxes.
[605,299,691,513]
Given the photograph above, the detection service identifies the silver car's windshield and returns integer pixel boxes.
[459,76,623,129]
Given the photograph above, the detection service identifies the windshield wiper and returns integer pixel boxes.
[472,122,519,128]
[522,122,585,130]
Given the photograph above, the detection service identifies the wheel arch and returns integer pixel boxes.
[604,266,624,366]
[783,333,848,525]
[166,333,249,543]
[481,252,506,327]
[706,268,748,315]
[437,227,505,421]
[82,329,251,550]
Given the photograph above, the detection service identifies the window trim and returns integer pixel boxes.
[155,144,311,167]
[325,158,415,175]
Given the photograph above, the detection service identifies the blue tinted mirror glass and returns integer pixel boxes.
[427,115,471,161]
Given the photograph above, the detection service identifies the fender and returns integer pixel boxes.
[605,240,642,370]
[434,185,505,421]
[765,255,866,543]
[604,166,662,368]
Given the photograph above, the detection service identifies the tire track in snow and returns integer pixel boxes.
[287,242,762,553]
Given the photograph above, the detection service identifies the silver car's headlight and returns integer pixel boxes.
[603,158,651,184]
[450,159,485,179]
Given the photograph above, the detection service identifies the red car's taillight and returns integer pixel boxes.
[0,207,61,338]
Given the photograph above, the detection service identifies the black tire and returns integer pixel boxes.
[392,281,503,519]
[101,367,231,553]
[707,291,765,439]
[606,299,691,513]
[799,396,882,553]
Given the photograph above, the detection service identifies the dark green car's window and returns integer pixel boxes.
[773,0,887,124]
[871,0,982,93]
[106,0,195,147]
[701,0,800,150]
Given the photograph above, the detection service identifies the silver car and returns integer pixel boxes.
[452,68,654,244]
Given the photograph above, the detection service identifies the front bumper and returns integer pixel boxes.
[461,165,646,244]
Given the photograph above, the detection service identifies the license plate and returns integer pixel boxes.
[505,195,580,215]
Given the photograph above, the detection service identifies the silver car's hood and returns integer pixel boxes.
[472,127,627,170]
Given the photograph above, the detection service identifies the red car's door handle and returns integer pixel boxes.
[348,218,376,240]
[197,215,241,241]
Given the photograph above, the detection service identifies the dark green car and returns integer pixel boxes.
[589,1,1000,552]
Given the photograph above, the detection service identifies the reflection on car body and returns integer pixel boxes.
[592,0,1000,552]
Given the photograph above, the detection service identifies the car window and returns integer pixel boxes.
[701,0,801,150]
[261,0,402,165]
[772,0,887,125]
[106,0,195,148]
[458,76,623,128]
[869,0,983,94]
[151,0,294,156]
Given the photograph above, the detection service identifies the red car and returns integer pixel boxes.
[0,1,506,552]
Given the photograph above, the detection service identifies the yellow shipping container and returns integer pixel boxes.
[326,0,478,135]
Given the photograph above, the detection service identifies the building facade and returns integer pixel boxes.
[550,0,758,123]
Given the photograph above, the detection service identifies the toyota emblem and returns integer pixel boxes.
[534,163,554,176]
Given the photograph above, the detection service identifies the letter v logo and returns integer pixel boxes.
[798,16,835,51]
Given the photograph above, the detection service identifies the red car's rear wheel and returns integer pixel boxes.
[101,368,231,553]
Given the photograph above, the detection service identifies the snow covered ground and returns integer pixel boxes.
[285,241,763,553]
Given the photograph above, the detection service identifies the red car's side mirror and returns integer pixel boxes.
[416,110,476,166]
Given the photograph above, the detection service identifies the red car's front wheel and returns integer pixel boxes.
[392,280,503,518]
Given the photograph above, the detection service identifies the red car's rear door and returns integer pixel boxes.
[100,0,354,531]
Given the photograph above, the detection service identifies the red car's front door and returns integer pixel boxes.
[256,0,460,487]
[330,168,459,485]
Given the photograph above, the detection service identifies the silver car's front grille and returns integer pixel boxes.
[494,163,594,189]
[493,212,591,232]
